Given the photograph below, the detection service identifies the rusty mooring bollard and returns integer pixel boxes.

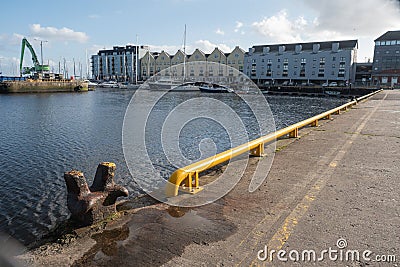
[64,162,129,225]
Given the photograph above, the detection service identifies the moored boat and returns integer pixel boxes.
[199,83,232,93]
[148,78,183,90]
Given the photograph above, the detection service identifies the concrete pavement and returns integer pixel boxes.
[21,90,400,266]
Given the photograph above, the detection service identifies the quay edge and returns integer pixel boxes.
[0,80,89,93]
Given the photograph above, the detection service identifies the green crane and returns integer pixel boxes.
[19,37,50,75]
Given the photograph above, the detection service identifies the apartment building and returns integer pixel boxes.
[91,45,147,82]
[244,40,358,85]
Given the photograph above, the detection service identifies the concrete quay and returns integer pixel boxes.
[20,90,399,266]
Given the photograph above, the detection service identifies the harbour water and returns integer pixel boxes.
[0,88,347,246]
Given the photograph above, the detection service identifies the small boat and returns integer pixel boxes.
[148,78,183,90]
[199,83,232,93]
[87,80,98,89]
[100,81,119,88]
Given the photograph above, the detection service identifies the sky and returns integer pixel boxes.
[0,0,399,77]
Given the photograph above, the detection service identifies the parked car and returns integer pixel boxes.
[301,82,314,86]
[329,82,338,87]
[322,82,329,87]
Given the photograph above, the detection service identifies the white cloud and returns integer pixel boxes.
[234,21,244,33]
[252,10,303,43]
[253,1,400,44]
[216,28,225,35]
[302,0,400,37]
[148,44,182,54]
[0,33,25,48]
[29,24,89,43]
[194,40,231,53]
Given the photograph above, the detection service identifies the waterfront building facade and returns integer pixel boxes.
[91,45,147,82]
[141,51,157,80]
[244,40,358,86]
[372,30,400,87]
[139,46,245,80]
[169,50,186,78]
[155,51,171,74]
[227,46,245,73]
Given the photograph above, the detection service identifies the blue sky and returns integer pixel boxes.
[0,0,399,76]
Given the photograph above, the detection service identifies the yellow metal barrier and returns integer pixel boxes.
[165,89,383,197]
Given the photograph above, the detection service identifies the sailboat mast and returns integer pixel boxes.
[147,47,150,80]
[85,49,89,79]
[183,24,186,80]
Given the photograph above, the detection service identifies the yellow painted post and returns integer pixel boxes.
[311,120,318,127]
[188,172,193,192]
[334,110,340,115]
[289,128,298,138]
[195,171,199,189]
[250,143,264,157]
[324,114,331,120]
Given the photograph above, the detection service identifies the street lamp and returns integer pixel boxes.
[34,38,48,66]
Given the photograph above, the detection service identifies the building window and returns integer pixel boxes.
[301,58,306,63]
[332,64,336,68]
[332,56,336,61]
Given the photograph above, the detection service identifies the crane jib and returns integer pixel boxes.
[20,38,50,75]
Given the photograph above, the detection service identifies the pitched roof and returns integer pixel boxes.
[375,30,400,41]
